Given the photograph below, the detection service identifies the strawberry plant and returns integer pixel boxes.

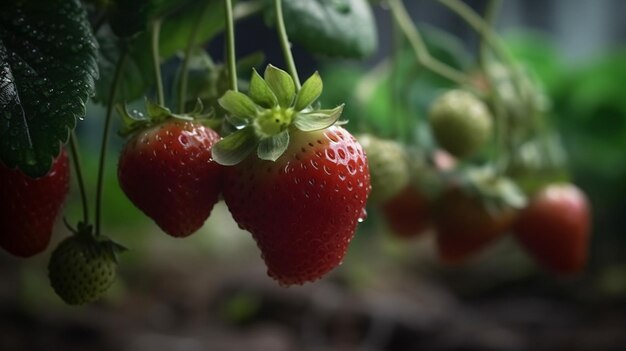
[0,0,379,303]
[0,0,596,305]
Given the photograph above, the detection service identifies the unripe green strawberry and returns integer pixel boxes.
[428,90,492,159]
[48,232,122,305]
[357,134,410,204]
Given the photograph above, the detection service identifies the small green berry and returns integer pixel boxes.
[48,234,120,305]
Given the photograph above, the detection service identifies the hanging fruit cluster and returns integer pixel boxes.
[360,0,592,275]
[0,0,592,306]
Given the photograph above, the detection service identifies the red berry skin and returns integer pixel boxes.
[223,126,371,286]
[381,186,431,239]
[118,121,222,237]
[435,189,516,264]
[513,184,591,275]
[0,149,70,257]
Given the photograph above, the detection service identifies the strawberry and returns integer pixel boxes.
[435,188,516,264]
[356,134,409,204]
[513,183,591,275]
[213,65,370,285]
[0,149,70,257]
[381,185,431,239]
[118,120,222,237]
[433,170,525,264]
[222,126,370,286]
[48,229,123,305]
[428,89,493,159]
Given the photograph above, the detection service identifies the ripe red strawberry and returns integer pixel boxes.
[435,189,516,264]
[381,185,431,239]
[0,149,70,257]
[118,120,222,237]
[513,184,591,275]
[222,126,370,286]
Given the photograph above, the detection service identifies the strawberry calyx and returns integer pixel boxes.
[453,166,527,216]
[117,98,215,137]
[62,219,127,262]
[212,64,345,166]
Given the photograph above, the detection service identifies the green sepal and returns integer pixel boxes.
[146,99,194,122]
[218,90,259,119]
[146,99,173,120]
[464,167,528,215]
[117,104,150,137]
[97,238,128,264]
[118,99,199,137]
[225,115,249,128]
[294,71,323,111]
[293,104,344,132]
[264,64,296,108]
[257,129,290,161]
[212,127,259,166]
[249,69,278,108]
[189,98,205,116]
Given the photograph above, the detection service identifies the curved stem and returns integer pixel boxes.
[224,0,239,92]
[274,0,301,90]
[69,131,89,225]
[479,0,507,175]
[151,20,165,105]
[480,0,501,66]
[96,50,128,237]
[387,0,471,87]
[436,0,515,68]
[390,16,403,142]
[178,2,211,113]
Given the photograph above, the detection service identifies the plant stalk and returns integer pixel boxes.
[151,20,165,105]
[224,0,239,92]
[387,0,471,87]
[178,2,211,113]
[69,131,89,225]
[95,50,128,237]
[274,0,301,90]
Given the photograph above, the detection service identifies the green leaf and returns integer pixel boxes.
[108,0,152,38]
[0,0,98,177]
[249,69,278,108]
[96,0,226,104]
[294,71,323,111]
[146,99,173,119]
[264,0,377,58]
[218,91,258,119]
[293,105,344,132]
[212,127,259,166]
[264,65,295,108]
[257,130,290,161]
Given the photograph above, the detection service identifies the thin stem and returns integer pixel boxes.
[437,0,515,68]
[387,0,471,87]
[390,16,403,142]
[479,0,507,175]
[96,50,128,237]
[274,0,301,90]
[224,0,239,92]
[151,20,165,105]
[178,2,211,113]
[480,0,501,66]
[69,131,89,225]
